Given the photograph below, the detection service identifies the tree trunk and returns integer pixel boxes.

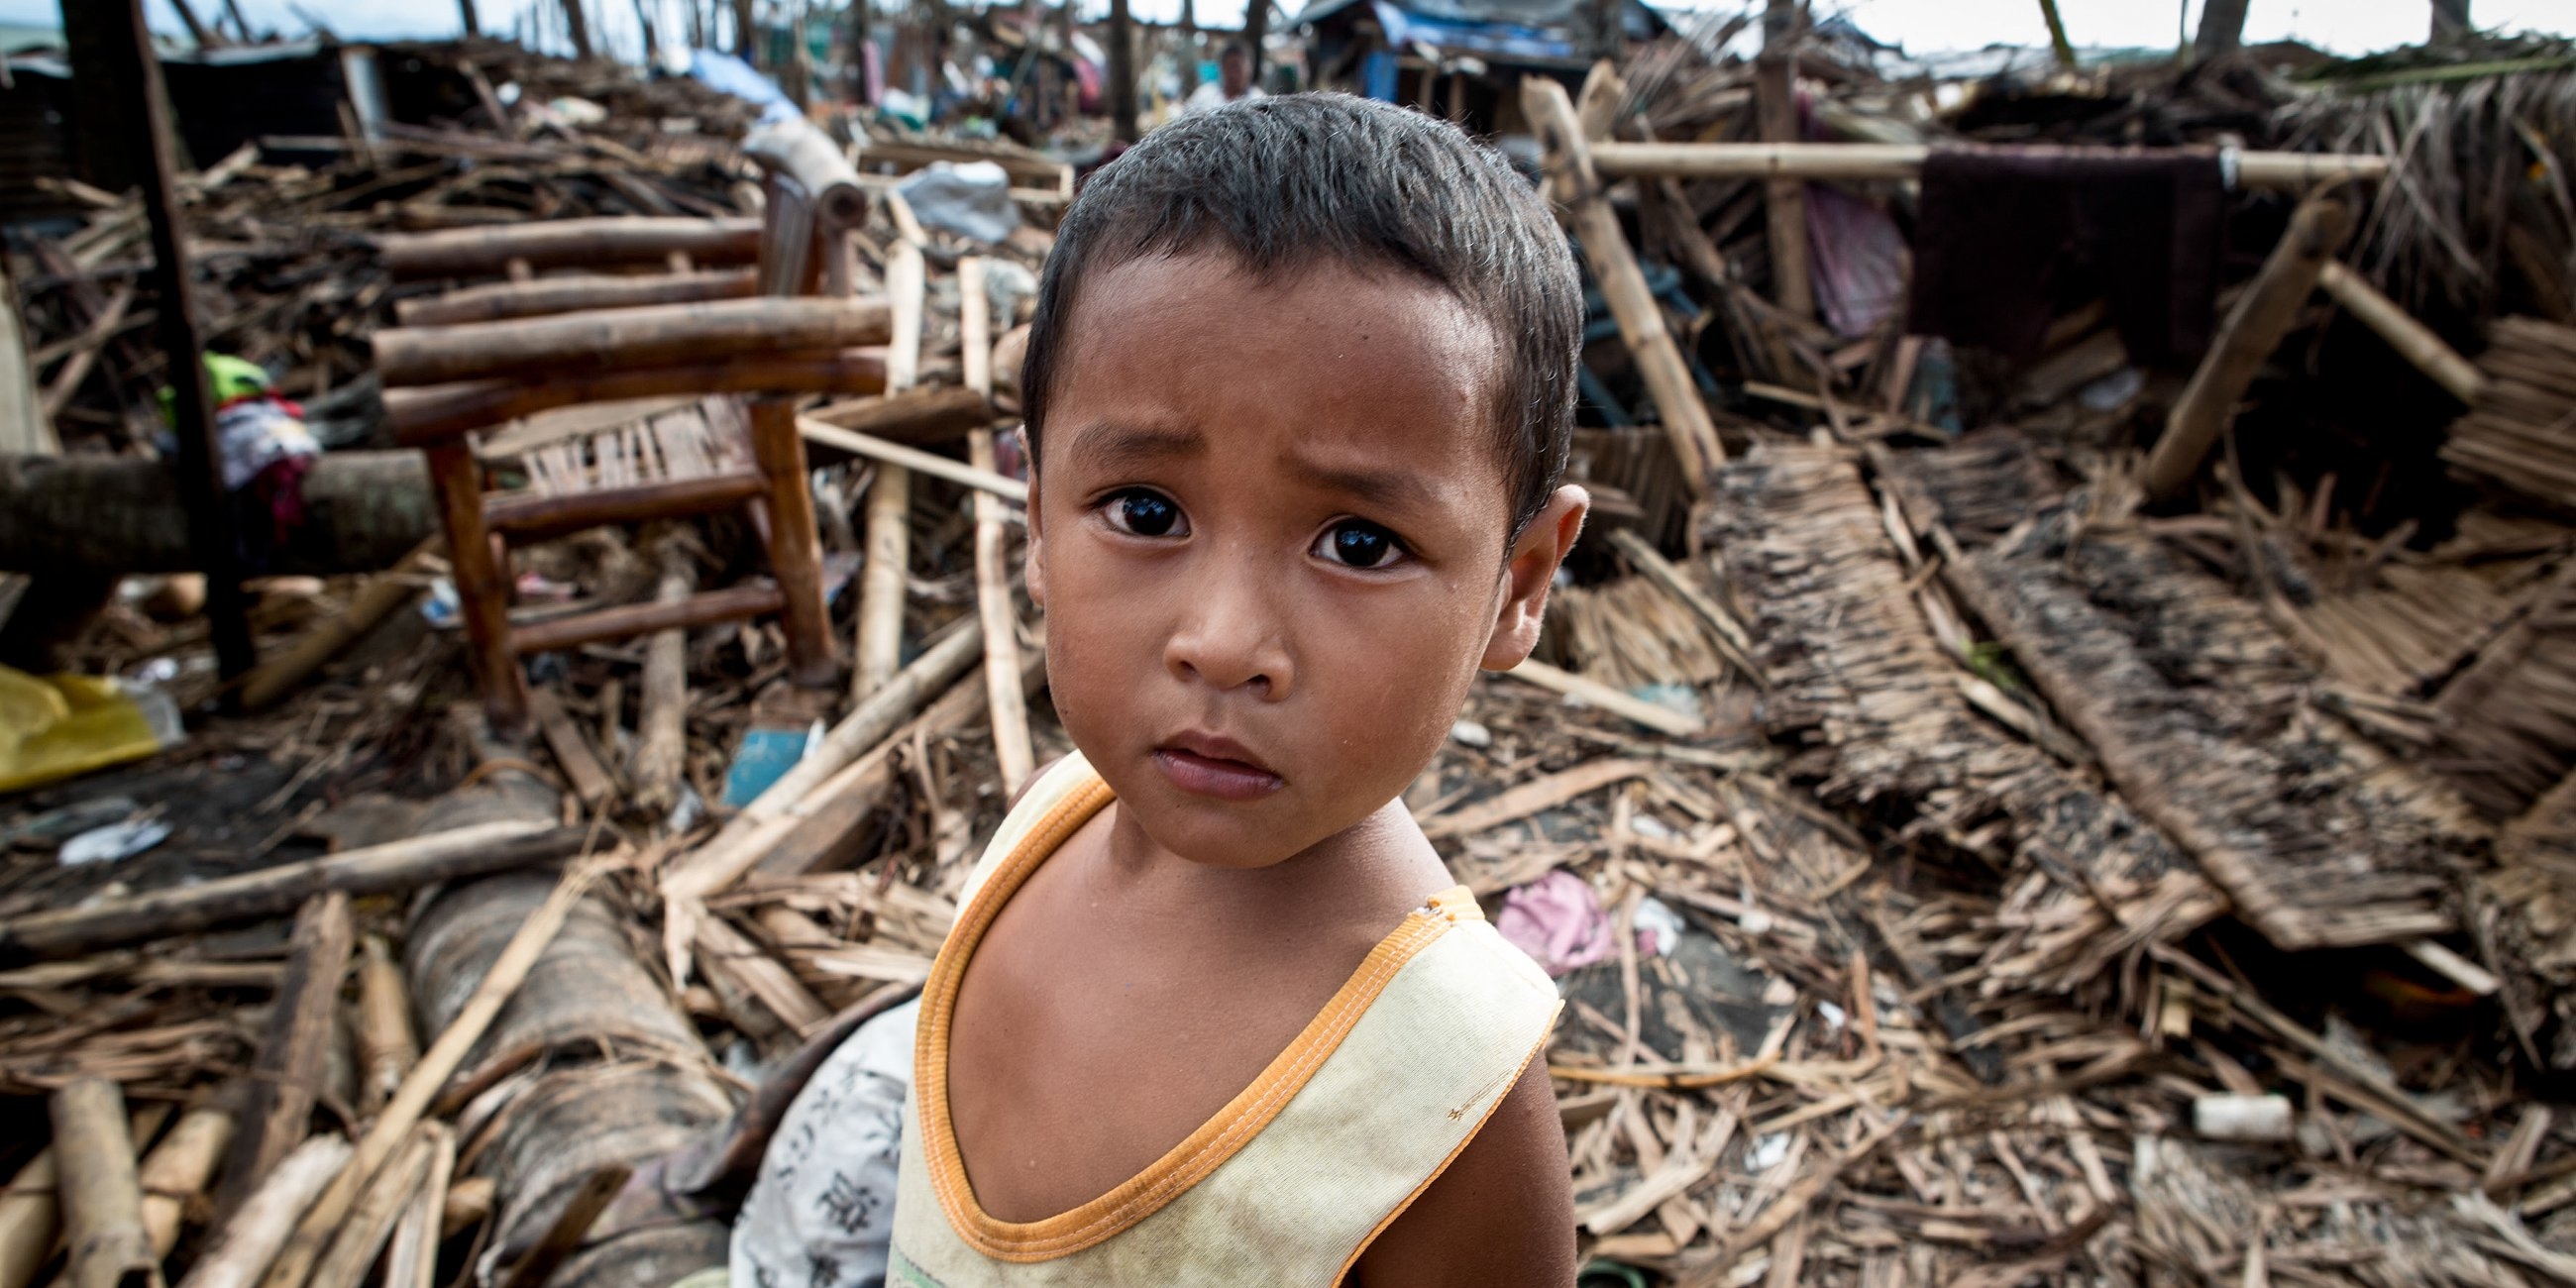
[458,0,482,38]
[404,776,733,1288]
[1108,0,1139,142]
[559,0,593,58]
[2194,0,2249,58]
[0,451,436,578]
[1244,0,1270,86]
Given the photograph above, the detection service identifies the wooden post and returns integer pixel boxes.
[559,0,593,58]
[1180,0,1201,94]
[2144,196,2354,501]
[961,259,1036,794]
[216,894,355,1226]
[751,397,840,688]
[423,443,529,731]
[457,0,481,38]
[93,0,256,685]
[51,1079,160,1288]
[1754,57,1813,320]
[1244,0,1270,85]
[735,0,759,62]
[1109,0,1140,142]
[1522,75,1724,488]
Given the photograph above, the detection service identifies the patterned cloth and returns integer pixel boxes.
[731,999,922,1288]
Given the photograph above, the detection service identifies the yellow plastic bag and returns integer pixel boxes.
[0,667,182,795]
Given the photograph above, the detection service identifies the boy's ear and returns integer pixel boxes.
[1479,484,1588,672]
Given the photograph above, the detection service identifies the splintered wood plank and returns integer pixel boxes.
[1894,434,2471,952]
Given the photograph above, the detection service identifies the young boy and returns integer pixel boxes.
[891,95,1589,1285]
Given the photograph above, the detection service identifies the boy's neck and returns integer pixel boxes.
[1094,793,1444,910]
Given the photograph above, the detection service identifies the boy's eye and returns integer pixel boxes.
[1315,520,1407,569]
[1101,488,1187,538]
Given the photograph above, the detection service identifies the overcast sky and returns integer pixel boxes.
[0,0,2557,63]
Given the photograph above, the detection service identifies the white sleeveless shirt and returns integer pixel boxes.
[887,753,1561,1286]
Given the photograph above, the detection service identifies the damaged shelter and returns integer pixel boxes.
[4,1,2576,1286]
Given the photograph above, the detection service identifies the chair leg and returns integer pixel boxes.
[748,397,838,687]
[425,442,529,732]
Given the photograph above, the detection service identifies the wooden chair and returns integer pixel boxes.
[375,125,881,732]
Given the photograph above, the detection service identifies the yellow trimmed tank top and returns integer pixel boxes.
[888,752,1562,1285]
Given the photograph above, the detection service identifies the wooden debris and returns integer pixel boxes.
[215,894,352,1226]
[52,1077,160,1288]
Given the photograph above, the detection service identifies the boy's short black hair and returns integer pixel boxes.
[1019,93,1582,537]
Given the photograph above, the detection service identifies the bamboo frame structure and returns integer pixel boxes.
[378,217,762,280]
[1524,75,1727,490]
[374,297,890,388]
[1587,142,2394,188]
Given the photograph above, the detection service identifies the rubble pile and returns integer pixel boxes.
[3,18,2576,1288]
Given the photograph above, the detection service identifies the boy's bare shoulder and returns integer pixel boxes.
[1348,1057,1574,1286]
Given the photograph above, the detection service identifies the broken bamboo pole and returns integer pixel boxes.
[1586,142,2394,187]
[854,238,930,701]
[393,269,760,328]
[628,531,697,817]
[0,1151,55,1288]
[171,1136,348,1288]
[378,217,762,280]
[52,1078,160,1288]
[374,297,890,389]
[2145,196,2353,500]
[379,1125,452,1288]
[961,257,1036,795]
[797,420,1026,503]
[139,1105,232,1256]
[1504,658,1703,737]
[353,935,417,1120]
[1523,75,1724,488]
[803,385,991,449]
[0,820,584,964]
[215,893,354,1225]
[2317,259,2485,404]
[257,859,600,1288]
[303,1127,432,1288]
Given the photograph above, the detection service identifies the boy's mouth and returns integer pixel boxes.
[1153,733,1283,802]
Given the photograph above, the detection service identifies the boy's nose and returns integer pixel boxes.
[1163,568,1294,700]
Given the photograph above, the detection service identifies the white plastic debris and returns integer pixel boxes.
[59,818,171,867]
[2194,1093,2295,1143]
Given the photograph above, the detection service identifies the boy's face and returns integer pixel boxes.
[1028,252,1584,871]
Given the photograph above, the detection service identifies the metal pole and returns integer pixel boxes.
[94,0,257,685]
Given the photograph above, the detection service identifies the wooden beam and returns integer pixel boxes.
[798,419,1026,503]
[1755,52,1814,320]
[1523,75,1724,487]
[2145,196,2353,500]
[393,268,759,328]
[215,893,354,1228]
[374,298,890,389]
[378,217,762,280]
[387,351,888,445]
[0,821,584,963]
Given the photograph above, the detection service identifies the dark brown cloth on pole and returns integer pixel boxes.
[1904,146,2224,367]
